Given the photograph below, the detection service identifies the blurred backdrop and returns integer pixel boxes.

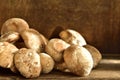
[0,0,120,53]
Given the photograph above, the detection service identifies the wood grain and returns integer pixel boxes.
[0,0,120,53]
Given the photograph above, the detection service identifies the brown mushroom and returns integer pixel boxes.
[45,38,70,62]
[59,29,87,46]
[84,44,102,68]
[0,42,18,68]
[64,45,93,76]
[1,18,29,35]
[39,53,54,73]
[0,31,20,43]
[39,33,48,51]
[20,28,48,52]
[14,48,41,78]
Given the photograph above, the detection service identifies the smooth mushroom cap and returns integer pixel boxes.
[1,18,29,35]
[39,53,54,73]
[84,44,102,68]
[59,29,87,46]
[20,29,47,52]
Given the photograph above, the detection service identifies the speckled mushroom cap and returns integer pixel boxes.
[64,45,93,76]
[0,42,18,68]
[14,48,41,78]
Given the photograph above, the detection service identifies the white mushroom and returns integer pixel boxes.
[1,18,29,35]
[45,38,70,62]
[64,45,93,76]
[84,44,102,68]
[20,28,48,52]
[14,48,41,78]
[59,29,86,46]
[39,53,54,73]
[0,42,18,68]
[0,31,20,43]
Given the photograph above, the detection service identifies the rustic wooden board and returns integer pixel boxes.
[0,0,120,53]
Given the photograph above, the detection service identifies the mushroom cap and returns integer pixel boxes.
[14,48,41,78]
[0,42,18,68]
[39,53,54,73]
[45,38,70,62]
[1,18,29,35]
[0,31,20,43]
[84,44,102,68]
[59,29,87,46]
[20,28,47,52]
[64,45,93,76]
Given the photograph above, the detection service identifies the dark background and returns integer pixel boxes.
[0,0,120,53]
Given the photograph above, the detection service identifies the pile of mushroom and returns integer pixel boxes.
[0,18,102,78]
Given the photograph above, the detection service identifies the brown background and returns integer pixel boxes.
[0,0,120,53]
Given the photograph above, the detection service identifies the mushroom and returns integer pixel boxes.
[45,38,70,62]
[1,18,29,35]
[39,53,54,73]
[59,29,86,46]
[84,44,102,68]
[64,45,93,76]
[39,33,48,51]
[0,31,20,43]
[20,28,48,52]
[14,48,41,78]
[0,42,18,68]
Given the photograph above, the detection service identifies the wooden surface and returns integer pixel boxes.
[0,0,120,53]
[0,54,119,80]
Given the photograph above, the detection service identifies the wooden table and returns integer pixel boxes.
[0,54,120,80]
